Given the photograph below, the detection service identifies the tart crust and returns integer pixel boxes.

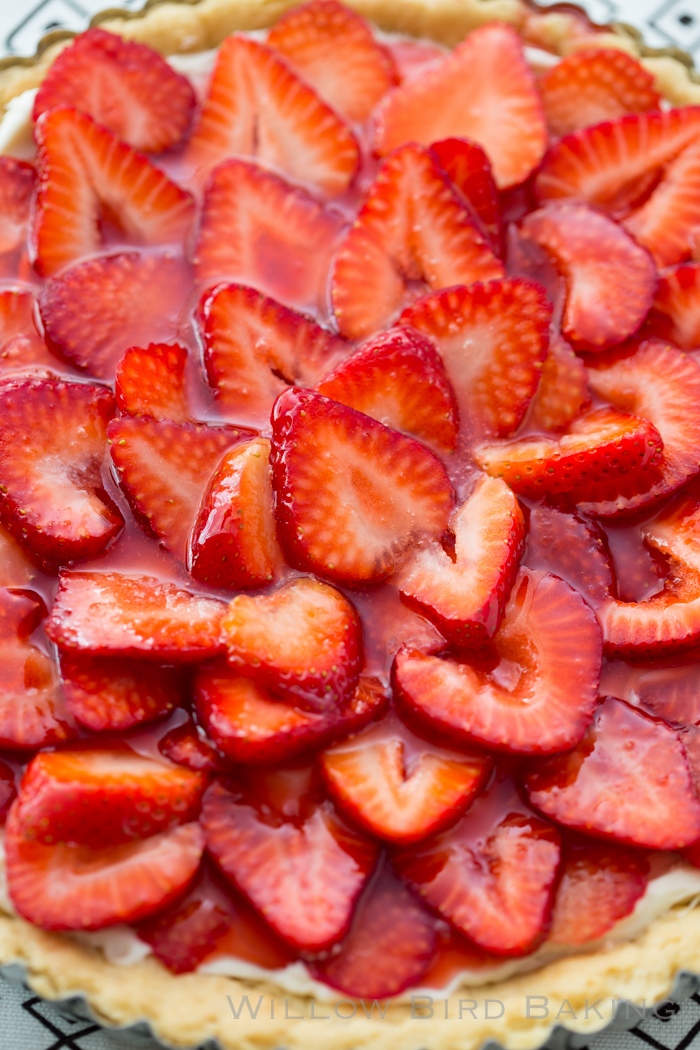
[1,2,700,1048]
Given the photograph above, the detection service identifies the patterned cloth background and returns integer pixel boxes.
[1,0,700,1046]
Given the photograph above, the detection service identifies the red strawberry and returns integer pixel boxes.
[0,378,122,564]
[0,760,16,821]
[221,576,362,712]
[115,343,189,422]
[39,251,191,381]
[270,387,454,584]
[398,474,525,648]
[623,138,700,267]
[159,719,229,774]
[201,775,378,951]
[137,871,234,974]
[331,143,503,340]
[267,0,397,124]
[189,438,282,590]
[59,653,185,732]
[33,107,194,277]
[540,49,661,139]
[614,664,700,727]
[0,157,35,272]
[194,159,344,313]
[373,23,546,190]
[395,773,561,956]
[650,262,700,350]
[525,696,700,850]
[0,524,36,589]
[529,333,590,433]
[525,504,613,609]
[32,29,196,152]
[186,35,358,195]
[46,571,226,661]
[431,138,502,255]
[400,278,550,440]
[0,288,56,377]
[316,325,459,452]
[198,283,346,426]
[395,569,602,755]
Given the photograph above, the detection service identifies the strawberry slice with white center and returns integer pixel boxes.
[400,278,550,441]
[115,343,189,423]
[431,138,502,255]
[39,251,191,381]
[59,653,185,733]
[32,28,196,153]
[395,773,561,956]
[194,159,345,313]
[525,504,613,609]
[201,774,378,951]
[525,696,700,850]
[109,417,256,562]
[267,0,397,124]
[316,325,459,452]
[33,107,194,277]
[397,474,525,648]
[520,203,656,350]
[330,142,504,340]
[198,283,347,426]
[186,35,358,196]
[651,263,700,349]
[0,378,122,564]
[270,387,454,584]
[529,333,590,433]
[394,569,602,755]
[0,157,35,269]
[46,571,226,661]
[220,576,363,712]
[623,138,700,267]
[372,23,546,190]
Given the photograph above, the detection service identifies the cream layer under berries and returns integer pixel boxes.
[1,0,700,1003]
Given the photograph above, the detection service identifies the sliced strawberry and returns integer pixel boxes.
[623,138,700,267]
[316,325,459,452]
[395,569,601,755]
[195,664,387,764]
[525,696,700,850]
[221,576,362,712]
[400,278,550,440]
[115,343,189,422]
[331,143,503,340]
[159,719,229,774]
[0,378,122,564]
[189,438,282,590]
[198,283,346,426]
[39,251,191,381]
[136,871,234,974]
[267,0,397,124]
[0,288,56,377]
[0,761,16,821]
[373,23,546,190]
[0,158,35,272]
[622,664,700,727]
[108,417,254,562]
[651,263,700,350]
[46,571,226,662]
[270,387,454,584]
[5,804,203,931]
[395,773,561,956]
[431,138,502,255]
[398,474,525,648]
[201,774,378,951]
[59,652,184,732]
[194,159,344,313]
[32,29,196,152]
[530,333,590,433]
[525,504,613,609]
[540,49,661,139]
[0,524,36,589]
[33,107,194,277]
[186,35,358,195]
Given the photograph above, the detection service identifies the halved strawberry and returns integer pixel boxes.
[201,774,378,951]
[189,438,282,589]
[194,159,344,313]
[395,773,561,956]
[159,718,228,774]
[267,0,397,124]
[59,652,184,732]
[39,251,191,381]
[46,571,226,661]
[195,664,387,763]
[525,696,700,850]
[373,23,546,190]
[431,138,502,255]
[220,576,362,712]
[0,288,56,377]
[540,49,661,139]
[186,35,358,196]
[316,325,459,452]
[400,278,550,440]
[33,107,194,277]
[398,474,525,648]
[109,417,254,562]
[270,387,454,584]
[0,761,16,821]
[650,263,700,350]
[115,343,189,422]
[331,143,503,340]
[525,504,613,609]
[0,378,122,565]
[623,138,700,267]
[198,283,346,426]
[32,29,196,152]
[0,158,35,273]
[529,333,590,433]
